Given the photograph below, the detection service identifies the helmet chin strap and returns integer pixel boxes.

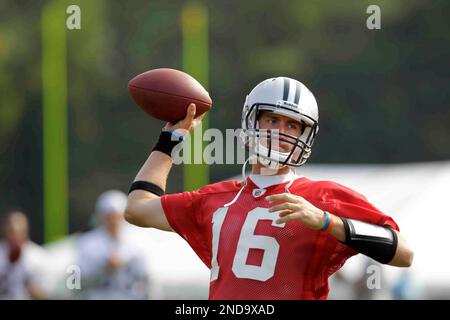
[254,145,297,193]
[256,142,290,170]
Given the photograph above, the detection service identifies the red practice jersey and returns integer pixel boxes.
[161,176,399,300]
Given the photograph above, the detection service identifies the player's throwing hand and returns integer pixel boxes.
[164,103,205,136]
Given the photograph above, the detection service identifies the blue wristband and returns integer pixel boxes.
[163,130,185,141]
[320,211,331,231]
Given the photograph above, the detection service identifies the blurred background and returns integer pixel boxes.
[0,0,449,299]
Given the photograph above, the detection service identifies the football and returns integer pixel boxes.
[128,68,212,123]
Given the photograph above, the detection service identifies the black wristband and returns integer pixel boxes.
[152,131,184,158]
[128,181,165,197]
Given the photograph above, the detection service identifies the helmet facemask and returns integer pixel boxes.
[242,103,319,169]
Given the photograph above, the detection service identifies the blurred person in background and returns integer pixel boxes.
[0,211,48,299]
[76,190,149,299]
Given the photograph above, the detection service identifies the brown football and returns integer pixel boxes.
[128,68,212,123]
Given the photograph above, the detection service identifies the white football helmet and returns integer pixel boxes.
[241,77,319,168]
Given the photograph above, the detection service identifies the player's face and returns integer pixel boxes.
[4,212,28,245]
[257,111,303,153]
[103,212,123,235]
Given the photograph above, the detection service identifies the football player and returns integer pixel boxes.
[125,77,414,299]
[0,211,48,299]
[76,190,149,299]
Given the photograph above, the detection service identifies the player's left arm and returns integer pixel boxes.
[266,193,414,268]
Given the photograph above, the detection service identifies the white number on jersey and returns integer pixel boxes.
[211,207,285,282]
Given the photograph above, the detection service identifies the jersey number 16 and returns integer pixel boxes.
[210,207,285,282]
